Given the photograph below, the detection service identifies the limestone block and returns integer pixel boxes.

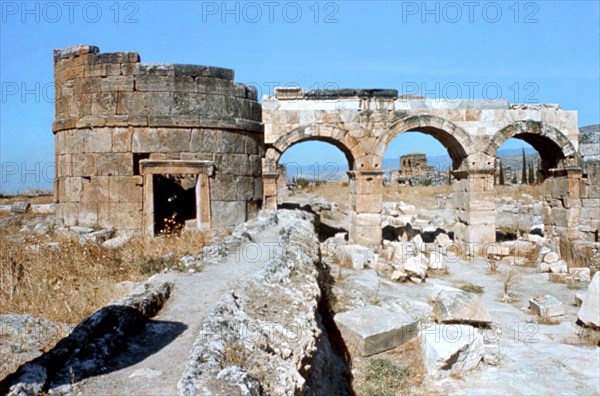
[190,128,221,153]
[98,202,142,229]
[84,63,121,78]
[338,244,376,270]
[549,261,568,274]
[219,130,246,154]
[431,285,492,326]
[83,128,112,153]
[434,233,452,249]
[569,267,591,282]
[351,193,383,213]
[81,177,110,203]
[117,91,173,116]
[421,324,484,378]
[529,295,565,318]
[403,254,428,279]
[71,154,97,177]
[100,75,134,92]
[110,176,143,203]
[132,128,191,153]
[575,292,585,307]
[428,251,448,271]
[112,127,132,152]
[211,201,247,227]
[578,272,600,327]
[538,262,551,273]
[77,202,98,227]
[96,153,133,176]
[135,75,175,92]
[334,305,417,357]
[544,251,559,263]
[214,154,249,175]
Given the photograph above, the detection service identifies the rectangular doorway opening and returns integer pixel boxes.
[153,174,197,235]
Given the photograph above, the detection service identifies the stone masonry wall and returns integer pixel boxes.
[53,45,263,231]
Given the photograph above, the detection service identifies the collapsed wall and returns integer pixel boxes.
[53,45,263,233]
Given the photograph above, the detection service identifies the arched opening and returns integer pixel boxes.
[380,126,467,243]
[493,138,544,240]
[277,140,352,241]
[488,122,580,242]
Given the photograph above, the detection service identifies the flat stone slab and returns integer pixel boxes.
[421,324,484,378]
[578,272,600,327]
[334,305,417,357]
[432,285,492,326]
[529,295,565,318]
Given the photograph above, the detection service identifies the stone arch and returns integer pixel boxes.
[484,120,579,170]
[270,125,358,169]
[373,114,474,171]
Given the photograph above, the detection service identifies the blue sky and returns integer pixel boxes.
[1,1,599,192]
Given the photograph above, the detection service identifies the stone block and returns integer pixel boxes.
[334,305,417,357]
[544,251,559,263]
[110,176,143,203]
[569,267,591,282]
[135,75,175,92]
[81,177,110,203]
[132,128,191,153]
[529,295,564,318]
[549,260,568,274]
[77,202,98,227]
[98,202,142,229]
[431,285,492,326]
[578,272,600,327]
[96,153,133,176]
[351,193,383,213]
[83,128,112,153]
[100,75,134,92]
[190,128,221,153]
[211,201,247,227]
[112,127,132,152]
[421,324,484,378]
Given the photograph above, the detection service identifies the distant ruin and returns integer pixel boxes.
[53,45,598,253]
[399,153,433,177]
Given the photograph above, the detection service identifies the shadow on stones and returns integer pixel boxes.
[0,305,186,393]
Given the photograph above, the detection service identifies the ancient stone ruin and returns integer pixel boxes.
[53,45,263,235]
[399,153,432,177]
[53,45,597,255]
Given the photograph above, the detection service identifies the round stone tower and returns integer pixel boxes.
[53,45,263,234]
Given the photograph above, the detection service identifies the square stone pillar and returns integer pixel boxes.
[453,168,496,254]
[262,158,279,210]
[348,170,383,249]
[543,167,583,239]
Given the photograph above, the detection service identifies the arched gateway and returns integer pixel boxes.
[263,88,581,250]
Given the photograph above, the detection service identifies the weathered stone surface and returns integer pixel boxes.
[421,324,484,378]
[338,244,376,270]
[578,272,600,327]
[569,267,591,282]
[432,285,492,325]
[529,295,565,318]
[334,305,417,357]
[544,251,560,263]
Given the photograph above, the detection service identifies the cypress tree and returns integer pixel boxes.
[499,159,505,185]
[521,148,527,184]
[528,163,535,184]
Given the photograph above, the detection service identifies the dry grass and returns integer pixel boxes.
[494,184,543,200]
[458,282,485,294]
[353,337,425,396]
[0,231,208,324]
